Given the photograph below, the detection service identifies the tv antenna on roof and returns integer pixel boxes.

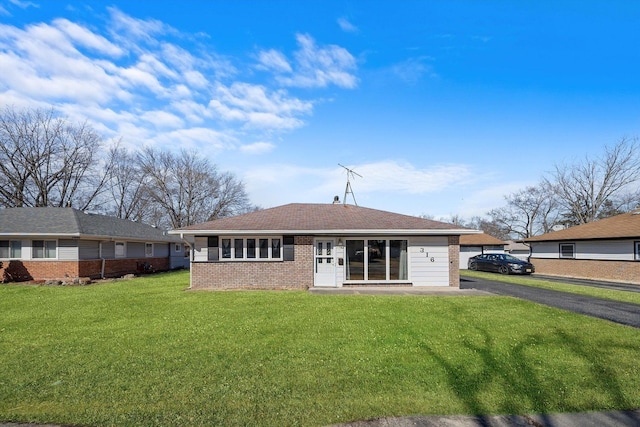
[339,163,362,206]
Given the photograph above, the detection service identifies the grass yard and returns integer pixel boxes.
[461,270,640,305]
[1,270,640,426]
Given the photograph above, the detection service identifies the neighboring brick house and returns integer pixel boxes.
[459,233,506,269]
[170,203,480,290]
[0,207,187,282]
[525,210,640,284]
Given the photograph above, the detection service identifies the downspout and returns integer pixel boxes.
[99,241,107,279]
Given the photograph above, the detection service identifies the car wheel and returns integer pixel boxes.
[469,262,477,271]
[499,265,509,275]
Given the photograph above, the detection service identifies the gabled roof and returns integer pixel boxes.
[460,233,505,246]
[172,203,480,236]
[0,207,180,242]
[525,210,640,242]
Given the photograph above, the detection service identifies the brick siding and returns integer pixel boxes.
[1,257,171,282]
[530,257,640,285]
[448,235,460,287]
[190,236,314,290]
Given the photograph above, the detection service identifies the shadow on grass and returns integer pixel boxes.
[420,325,638,424]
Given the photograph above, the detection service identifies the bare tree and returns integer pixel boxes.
[546,137,640,225]
[466,216,512,241]
[488,183,560,239]
[104,142,150,221]
[137,148,252,229]
[0,106,108,209]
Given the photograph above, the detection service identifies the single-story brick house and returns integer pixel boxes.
[524,209,640,284]
[170,203,480,290]
[0,207,187,282]
[459,233,505,269]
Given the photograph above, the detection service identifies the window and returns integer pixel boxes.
[368,240,387,280]
[259,239,269,258]
[0,240,22,259]
[234,239,244,259]
[221,239,231,258]
[346,239,408,281]
[272,239,281,258]
[390,240,408,280]
[145,243,154,257]
[175,243,182,253]
[247,239,256,258]
[635,241,640,261]
[215,237,283,261]
[32,240,56,259]
[115,241,126,258]
[560,243,575,259]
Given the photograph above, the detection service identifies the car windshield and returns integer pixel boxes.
[503,254,521,261]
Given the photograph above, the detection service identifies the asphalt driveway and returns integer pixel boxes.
[460,275,640,328]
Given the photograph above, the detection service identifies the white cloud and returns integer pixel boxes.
[242,160,479,210]
[337,17,358,33]
[208,82,311,129]
[257,49,292,73]
[391,56,438,83]
[53,18,123,57]
[271,33,358,89]
[140,110,184,129]
[0,8,355,156]
[239,141,275,154]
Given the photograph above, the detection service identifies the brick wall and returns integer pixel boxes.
[190,236,314,290]
[530,257,640,285]
[0,257,171,282]
[448,235,460,287]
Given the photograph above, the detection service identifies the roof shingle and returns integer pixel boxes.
[0,207,179,242]
[460,233,505,246]
[525,210,640,242]
[173,203,478,235]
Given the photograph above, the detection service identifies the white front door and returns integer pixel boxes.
[314,239,336,287]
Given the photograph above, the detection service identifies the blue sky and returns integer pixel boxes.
[2,1,639,219]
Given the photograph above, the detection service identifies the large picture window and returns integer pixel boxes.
[32,240,56,259]
[346,239,408,281]
[0,240,22,259]
[218,237,283,261]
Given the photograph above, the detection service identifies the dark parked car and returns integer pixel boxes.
[467,253,535,275]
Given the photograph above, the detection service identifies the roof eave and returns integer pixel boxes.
[169,228,480,236]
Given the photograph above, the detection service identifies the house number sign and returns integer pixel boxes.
[419,248,436,262]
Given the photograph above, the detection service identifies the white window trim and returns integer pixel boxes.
[219,236,283,261]
[559,243,575,259]
[175,243,182,253]
[145,242,154,258]
[115,241,126,258]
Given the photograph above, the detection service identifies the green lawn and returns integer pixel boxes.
[1,270,640,426]
[461,270,640,305]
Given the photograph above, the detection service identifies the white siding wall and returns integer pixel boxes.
[58,239,78,260]
[531,239,636,261]
[409,236,449,287]
[193,237,208,262]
